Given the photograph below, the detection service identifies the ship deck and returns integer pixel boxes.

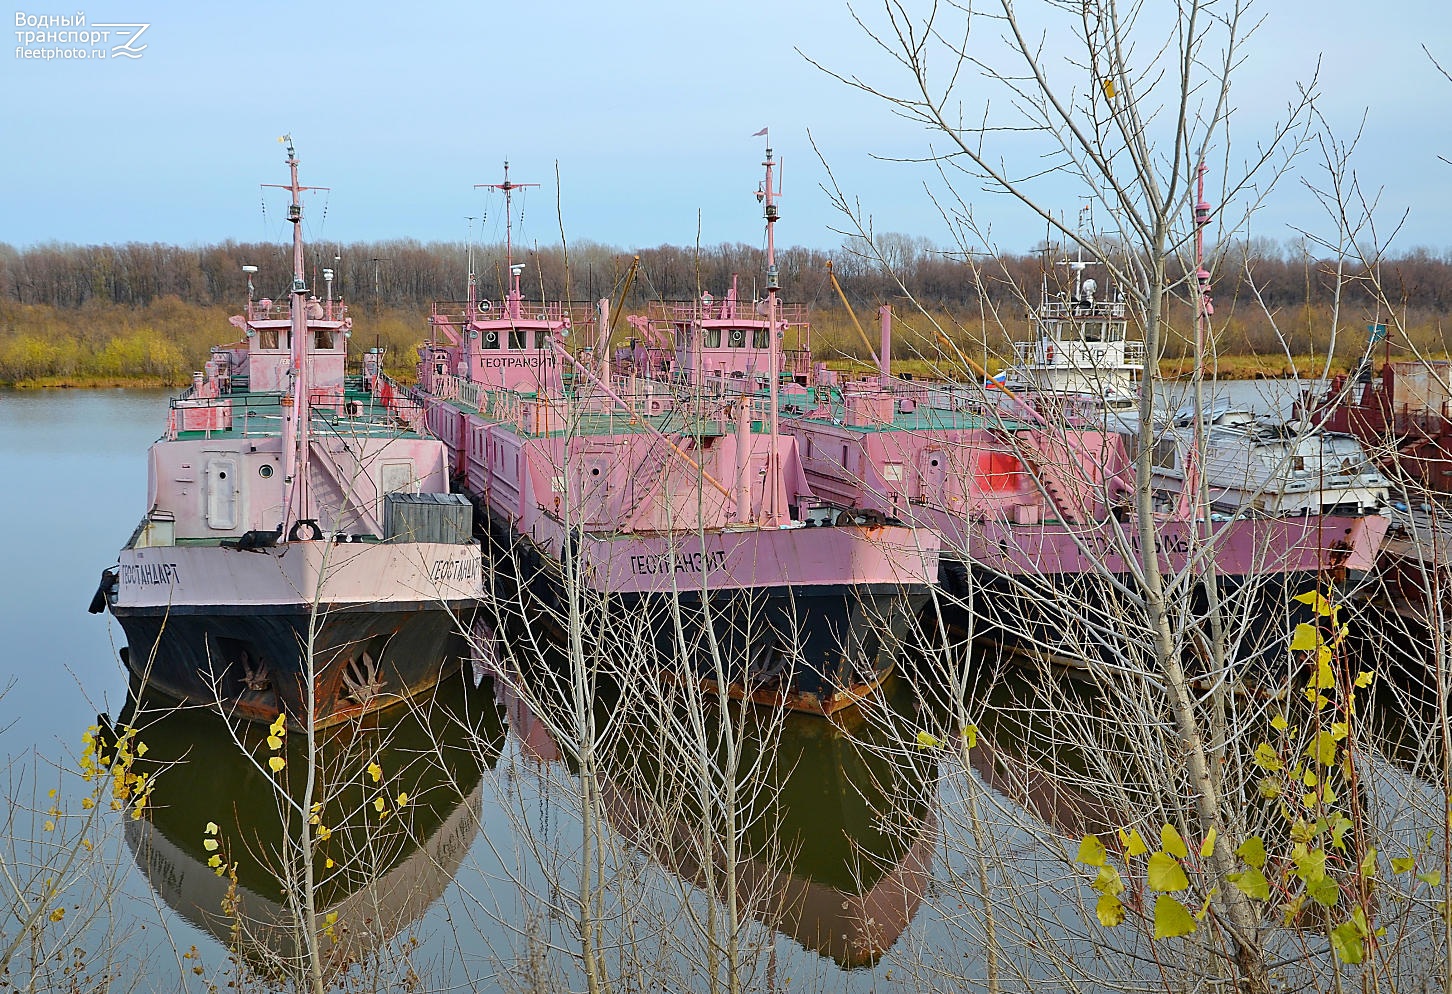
[172,378,428,442]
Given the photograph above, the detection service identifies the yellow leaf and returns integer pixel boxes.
[81,797,94,810]
[961,725,978,748]
[203,838,219,852]
[1354,670,1375,688]
[136,741,149,757]
[1289,622,1322,652]
[1160,824,1189,859]
[1270,713,1289,732]
[1147,852,1190,892]
[43,820,54,832]
[267,735,283,751]
[1096,892,1125,927]
[48,907,65,923]
[1236,836,1267,870]
[1200,828,1217,859]
[373,796,387,814]
[1330,722,1349,741]
[316,825,332,841]
[1229,868,1271,900]
[1153,895,1197,939]
[396,792,409,807]
[1292,588,1332,613]
[1093,864,1124,896]
[325,857,334,868]
[1257,777,1282,799]
[1076,834,1107,867]
[367,762,382,783]
[1102,77,1117,101]
[915,730,941,749]
[207,854,222,868]
[1307,732,1339,767]
[268,756,285,773]
[1253,743,1282,771]
[1119,828,1148,857]
[205,821,218,835]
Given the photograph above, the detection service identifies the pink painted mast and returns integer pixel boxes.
[757,136,785,527]
[477,162,539,323]
[263,136,327,534]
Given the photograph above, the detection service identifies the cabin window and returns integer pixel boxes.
[883,462,904,483]
[1153,438,1179,471]
[260,329,279,350]
[535,331,551,349]
[728,329,747,348]
[703,328,722,348]
[510,330,527,350]
[753,329,769,349]
[313,329,334,350]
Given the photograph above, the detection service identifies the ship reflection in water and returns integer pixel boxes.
[111,667,504,979]
[499,670,938,968]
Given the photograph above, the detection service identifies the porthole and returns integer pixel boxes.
[259,464,275,479]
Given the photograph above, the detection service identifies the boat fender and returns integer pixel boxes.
[287,519,323,542]
[87,567,119,614]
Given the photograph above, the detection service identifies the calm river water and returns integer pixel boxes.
[0,385,1441,993]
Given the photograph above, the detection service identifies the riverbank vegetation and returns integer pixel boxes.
[3,238,1447,387]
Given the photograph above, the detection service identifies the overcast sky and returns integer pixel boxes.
[2,0,1447,259]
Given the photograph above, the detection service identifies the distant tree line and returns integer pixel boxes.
[3,235,1449,315]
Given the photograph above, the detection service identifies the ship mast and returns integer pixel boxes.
[476,162,539,323]
[758,138,785,527]
[264,136,326,535]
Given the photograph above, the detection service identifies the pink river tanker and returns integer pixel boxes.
[95,140,483,727]
[412,163,940,714]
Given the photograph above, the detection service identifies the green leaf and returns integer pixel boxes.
[1096,892,1125,927]
[1392,856,1416,874]
[961,724,978,748]
[1119,827,1148,857]
[1153,895,1197,939]
[1293,847,1328,883]
[1417,870,1442,887]
[915,730,941,749]
[1307,874,1340,908]
[1228,868,1271,900]
[1270,713,1290,732]
[1077,834,1107,868]
[1200,828,1217,859]
[1257,777,1283,799]
[1236,836,1268,870]
[1160,824,1189,859]
[1359,847,1378,878]
[1147,852,1190,892]
[1330,921,1365,964]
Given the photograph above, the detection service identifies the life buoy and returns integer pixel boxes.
[287,519,323,542]
[1046,343,1056,362]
